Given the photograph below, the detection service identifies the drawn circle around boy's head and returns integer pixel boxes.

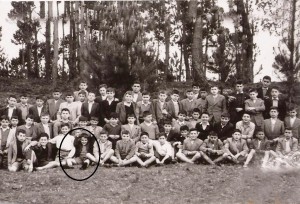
[58,127,100,181]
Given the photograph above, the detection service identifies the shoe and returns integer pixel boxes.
[80,162,88,170]
[243,164,248,168]
[171,159,178,164]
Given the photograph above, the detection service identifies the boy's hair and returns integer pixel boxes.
[52,88,61,93]
[61,108,70,114]
[79,81,88,85]
[88,91,96,96]
[192,83,199,88]
[172,89,180,95]
[109,112,119,119]
[186,89,193,93]
[36,96,46,101]
[78,90,87,96]
[254,127,264,136]
[106,87,115,93]
[132,81,141,86]
[127,114,136,119]
[100,130,108,135]
[90,116,99,121]
[180,125,189,132]
[79,116,88,122]
[26,114,34,120]
[263,75,271,81]
[178,110,187,116]
[236,80,244,85]
[142,91,150,96]
[269,106,278,111]
[143,111,152,118]
[210,85,219,89]
[9,95,17,100]
[16,129,26,135]
[122,130,130,135]
[189,128,198,133]
[271,86,280,91]
[200,88,207,92]
[159,90,167,95]
[10,116,19,120]
[65,92,74,97]
[288,106,297,112]
[285,128,292,132]
[99,84,107,89]
[158,133,166,138]
[243,112,251,117]
[209,131,218,137]
[192,108,201,114]
[201,112,209,117]
[221,112,230,118]
[124,91,133,96]
[38,132,49,140]
[232,129,241,134]
[40,112,50,118]
[163,120,172,126]
[1,115,9,121]
[249,89,257,93]
[80,133,90,139]
[61,123,71,129]
[20,93,28,97]
[140,132,149,137]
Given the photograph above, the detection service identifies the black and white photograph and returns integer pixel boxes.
[0,0,299,203]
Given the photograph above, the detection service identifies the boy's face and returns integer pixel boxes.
[249,92,257,99]
[90,119,98,126]
[39,136,48,146]
[132,84,141,93]
[141,135,149,143]
[127,117,135,124]
[271,89,279,98]
[79,121,88,127]
[163,124,172,132]
[178,114,186,121]
[10,119,19,127]
[53,92,62,100]
[269,109,279,118]
[78,94,86,102]
[186,92,194,100]
[99,87,106,95]
[36,99,44,107]
[61,111,70,120]
[159,93,167,102]
[232,132,241,141]
[142,95,150,102]
[262,78,271,88]
[81,137,88,146]
[210,87,218,95]
[256,131,265,140]
[1,119,9,128]
[8,97,17,107]
[209,135,218,142]
[107,91,115,99]
[144,114,152,122]
[88,93,95,102]
[99,134,108,142]
[236,84,244,92]
[289,110,297,117]
[158,136,166,144]
[171,94,179,102]
[17,132,26,142]
[124,94,133,103]
[192,112,200,120]
[79,83,88,90]
[200,91,208,99]
[190,131,198,140]
[180,130,189,138]
[61,126,70,135]
[66,95,74,103]
[221,117,229,125]
[284,130,292,139]
[242,114,251,123]
[122,133,130,141]
[110,118,118,125]
[192,86,200,93]
[25,118,34,126]
[20,96,28,104]
[40,116,49,124]
[201,114,209,123]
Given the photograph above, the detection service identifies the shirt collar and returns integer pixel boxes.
[142,101,151,105]
[0,127,10,131]
[7,105,16,109]
[272,97,279,100]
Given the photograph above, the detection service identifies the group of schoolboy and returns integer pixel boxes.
[0,75,299,172]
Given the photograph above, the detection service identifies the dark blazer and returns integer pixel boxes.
[257,87,272,100]
[195,123,213,141]
[213,122,234,141]
[115,102,138,124]
[249,138,270,151]
[264,98,287,120]
[204,94,227,124]
[227,92,249,123]
[47,99,65,121]
[81,102,100,121]
[0,107,24,125]
[29,105,48,123]
[100,99,119,125]
[284,117,300,139]
[165,100,183,120]
[276,137,298,155]
[165,130,180,144]
[33,123,54,140]
[151,99,168,123]
[261,119,285,140]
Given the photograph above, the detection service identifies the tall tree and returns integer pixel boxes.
[45,1,52,79]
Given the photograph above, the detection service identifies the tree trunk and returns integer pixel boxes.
[26,43,33,78]
[69,2,77,80]
[53,17,59,85]
[33,29,39,78]
[45,1,52,79]
[40,1,45,19]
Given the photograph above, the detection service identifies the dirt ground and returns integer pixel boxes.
[0,163,299,204]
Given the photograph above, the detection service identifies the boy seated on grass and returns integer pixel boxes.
[224,129,249,164]
[69,133,95,170]
[135,132,156,168]
[7,129,33,172]
[169,125,190,156]
[153,133,173,166]
[47,123,75,168]
[243,128,272,168]
[111,130,137,167]
[92,130,114,166]
[201,131,227,165]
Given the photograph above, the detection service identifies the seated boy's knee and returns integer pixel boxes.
[8,166,17,172]
[195,152,201,157]
[176,152,182,157]
[250,149,256,154]
[108,149,114,155]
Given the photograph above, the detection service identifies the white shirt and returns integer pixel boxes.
[290,117,296,127]
[285,139,291,153]
[257,140,261,149]
[133,93,139,103]
[7,106,16,119]
[50,134,75,150]
[107,98,114,105]
[37,106,43,117]
[88,102,94,114]
[271,118,277,131]
[42,124,51,137]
